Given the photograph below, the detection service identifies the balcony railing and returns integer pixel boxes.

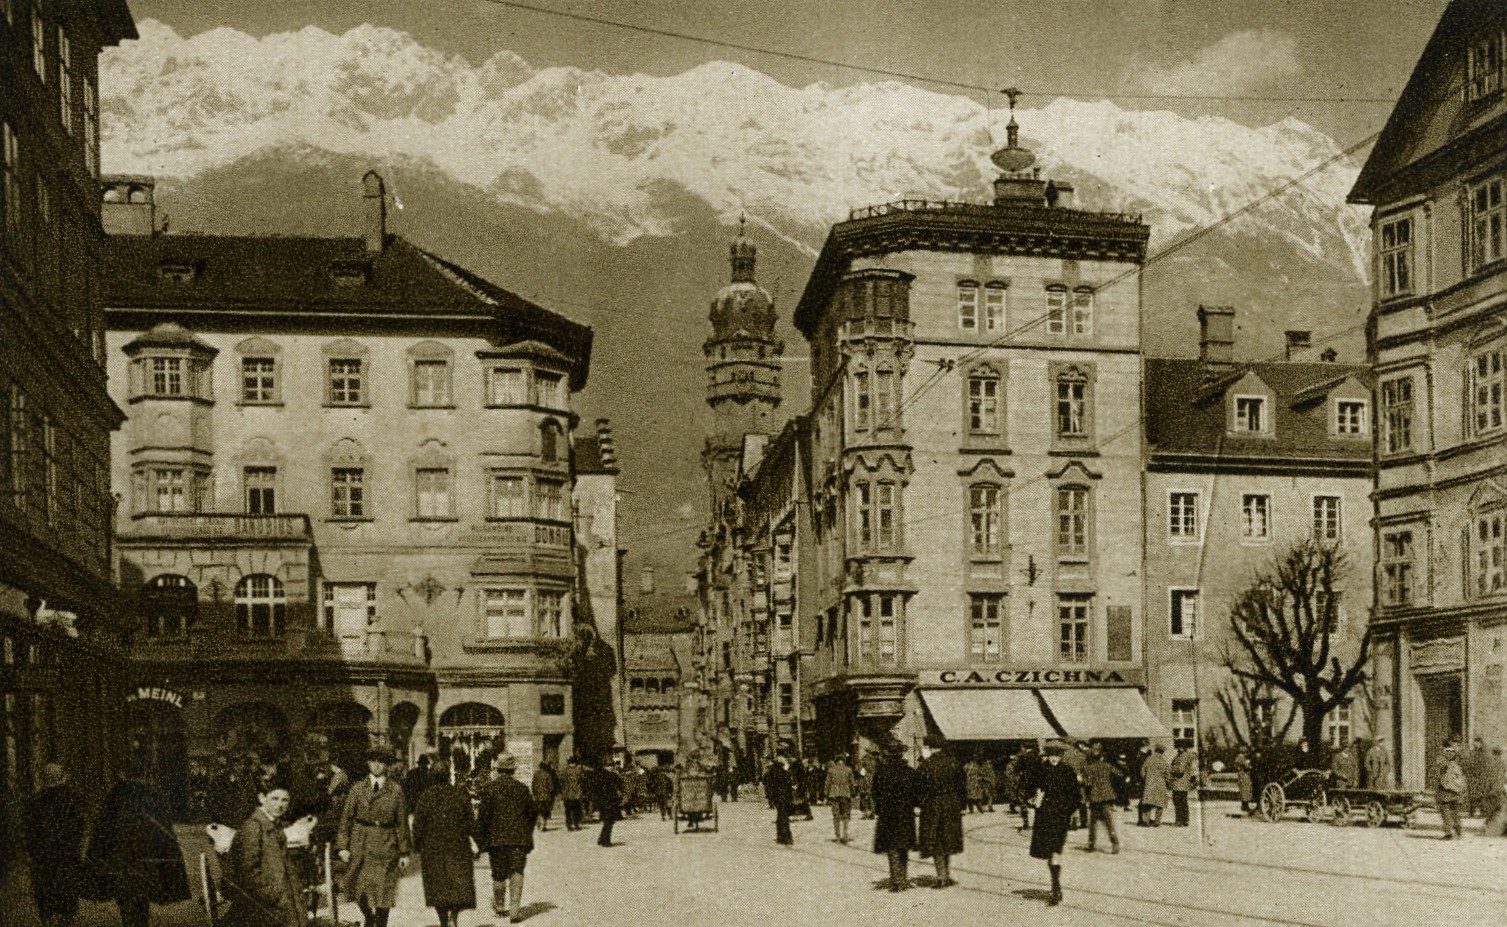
[125,512,313,541]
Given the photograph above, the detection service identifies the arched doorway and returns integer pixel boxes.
[389,702,421,763]
[309,701,373,776]
[438,702,505,775]
[215,701,290,763]
[126,696,189,819]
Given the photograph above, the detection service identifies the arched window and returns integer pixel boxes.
[438,702,506,768]
[142,574,197,637]
[236,574,286,637]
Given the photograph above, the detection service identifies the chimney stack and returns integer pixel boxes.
[1284,330,1312,361]
[595,418,618,469]
[101,175,157,236]
[1197,305,1236,371]
[362,170,388,252]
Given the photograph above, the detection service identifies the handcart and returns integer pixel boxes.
[1257,768,1337,823]
[1326,787,1422,828]
[673,771,719,833]
[202,817,338,926]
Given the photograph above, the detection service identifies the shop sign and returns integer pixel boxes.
[127,686,185,709]
[921,667,1144,688]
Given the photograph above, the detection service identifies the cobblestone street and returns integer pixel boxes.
[17,799,1499,927]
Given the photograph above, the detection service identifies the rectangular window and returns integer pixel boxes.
[877,481,898,549]
[1313,495,1342,542]
[1380,217,1413,297]
[983,286,1005,332]
[1473,510,1506,597]
[245,467,276,515]
[1381,377,1414,454]
[151,357,184,397]
[1471,349,1504,435]
[853,371,870,431]
[1468,28,1505,101]
[1072,288,1093,335]
[1056,486,1088,557]
[1314,590,1344,634]
[1471,177,1505,270]
[968,375,999,433]
[328,359,365,405]
[874,369,894,427]
[1242,493,1271,541]
[57,29,71,132]
[1382,530,1415,607]
[83,77,97,176]
[241,358,277,403]
[1335,400,1367,435]
[854,481,873,548]
[1234,396,1266,432]
[537,590,565,637]
[778,682,794,715]
[490,474,526,518]
[1171,700,1198,749]
[411,360,451,406]
[30,5,44,80]
[483,588,530,639]
[149,468,188,513]
[532,370,564,408]
[488,367,526,406]
[535,478,565,520]
[331,468,365,518]
[1327,701,1353,750]
[969,594,1003,662]
[1169,491,1200,541]
[957,284,978,331]
[415,468,452,519]
[1046,287,1067,335]
[1055,377,1086,436]
[322,582,376,636]
[877,594,897,662]
[969,485,1002,555]
[1169,588,1198,639]
[855,596,873,660]
[2,121,18,244]
[1057,596,1090,664]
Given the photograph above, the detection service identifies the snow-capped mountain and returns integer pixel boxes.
[98,20,1379,577]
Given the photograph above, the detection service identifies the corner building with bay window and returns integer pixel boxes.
[1349,0,1507,789]
[101,173,605,808]
[795,122,1162,757]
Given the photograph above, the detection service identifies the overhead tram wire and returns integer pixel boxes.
[469,0,1394,106]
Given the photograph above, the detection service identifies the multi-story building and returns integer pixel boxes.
[1349,0,1507,788]
[622,594,697,766]
[0,0,136,879]
[790,115,1161,758]
[1143,312,1374,752]
[101,173,608,802]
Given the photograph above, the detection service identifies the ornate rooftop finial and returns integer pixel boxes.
[991,86,1036,175]
[729,216,757,283]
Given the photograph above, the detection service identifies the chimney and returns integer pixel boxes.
[1197,305,1236,371]
[595,418,617,469]
[1045,180,1075,209]
[1320,347,1338,363]
[1284,330,1312,361]
[101,175,157,236]
[362,170,388,252]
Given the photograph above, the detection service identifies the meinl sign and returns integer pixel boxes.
[921,668,1144,688]
[126,685,185,709]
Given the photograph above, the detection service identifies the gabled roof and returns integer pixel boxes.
[1145,358,1372,466]
[102,233,592,387]
[1350,0,1507,205]
[625,593,699,634]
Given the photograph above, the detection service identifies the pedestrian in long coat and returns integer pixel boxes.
[1364,738,1393,789]
[223,778,303,927]
[964,759,987,813]
[1138,745,1171,826]
[764,754,795,845]
[1029,743,1081,907]
[412,760,476,927]
[1235,750,1254,813]
[592,761,623,847]
[89,757,192,927]
[1169,747,1199,827]
[27,763,86,927]
[916,736,965,888]
[871,744,917,892]
[530,762,558,832]
[475,754,536,923]
[338,748,412,927]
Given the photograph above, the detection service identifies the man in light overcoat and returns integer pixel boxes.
[338,748,412,927]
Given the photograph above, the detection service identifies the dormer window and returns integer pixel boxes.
[1234,395,1267,433]
[1467,26,1504,102]
[157,261,198,284]
[1335,400,1368,436]
[330,260,370,287]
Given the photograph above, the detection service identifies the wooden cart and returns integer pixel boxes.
[1326,788,1421,828]
[673,771,719,833]
[1257,768,1336,823]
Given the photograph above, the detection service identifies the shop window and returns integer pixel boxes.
[236,574,287,637]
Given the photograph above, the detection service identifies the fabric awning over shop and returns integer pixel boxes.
[918,688,1060,741]
[1038,688,1168,740]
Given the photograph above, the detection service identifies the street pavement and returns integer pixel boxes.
[27,799,1507,927]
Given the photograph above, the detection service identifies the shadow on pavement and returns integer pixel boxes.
[1012,888,1053,905]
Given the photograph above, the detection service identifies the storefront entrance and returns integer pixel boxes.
[1419,673,1464,787]
[126,696,189,819]
[438,702,505,775]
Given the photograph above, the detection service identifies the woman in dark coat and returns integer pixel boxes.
[411,760,477,927]
[89,756,193,927]
[223,778,303,927]
[870,743,917,892]
[1030,743,1082,907]
[915,735,965,888]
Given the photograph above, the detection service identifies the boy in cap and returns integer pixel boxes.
[339,747,412,927]
[476,752,537,923]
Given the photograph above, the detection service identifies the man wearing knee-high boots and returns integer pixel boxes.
[476,753,537,924]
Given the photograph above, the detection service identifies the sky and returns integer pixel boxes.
[127,0,1445,149]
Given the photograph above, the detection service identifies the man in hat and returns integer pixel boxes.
[1082,744,1121,854]
[1435,744,1466,839]
[764,748,796,845]
[916,734,965,888]
[1030,742,1081,907]
[1364,737,1393,790]
[476,753,536,924]
[870,739,916,892]
[339,747,411,927]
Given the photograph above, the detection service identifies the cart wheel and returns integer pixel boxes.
[1304,796,1330,823]
[1364,800,1386,828]
[1401,808,1416,830]
[1259,783,1285,823]
[1329,795,1352,826]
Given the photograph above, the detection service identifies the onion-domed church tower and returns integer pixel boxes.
[702,221,783,514]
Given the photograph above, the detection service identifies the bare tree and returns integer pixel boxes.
[1213,670,1297,751]
[1225,539,1371,755]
